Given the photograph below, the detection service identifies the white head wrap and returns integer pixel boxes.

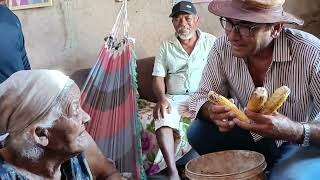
[0,70,74,144]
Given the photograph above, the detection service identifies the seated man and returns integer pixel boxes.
[151,1,216,179]
[0,70,121,180]
[187,0,320,179]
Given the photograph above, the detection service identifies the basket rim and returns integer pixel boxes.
[185,150,266,178]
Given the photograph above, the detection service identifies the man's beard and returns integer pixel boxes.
[177,27,194,40]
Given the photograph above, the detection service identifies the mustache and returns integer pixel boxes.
[177,27,191,33]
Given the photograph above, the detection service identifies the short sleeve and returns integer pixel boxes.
[152,42,167,77]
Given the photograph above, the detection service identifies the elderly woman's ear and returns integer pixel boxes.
[34,127,49,146]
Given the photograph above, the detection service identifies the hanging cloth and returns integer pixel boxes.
[80,1,145,179]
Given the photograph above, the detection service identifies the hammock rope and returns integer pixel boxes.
[80,1,145,179]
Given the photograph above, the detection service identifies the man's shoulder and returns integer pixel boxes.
[0,5,19,19]
[200,31,216,40]
[158,35,177,49]
[0,5,21,27]
[210,35,229,52]
[198,30,217,45]
[284,28,320,51]
[160,38,174,46]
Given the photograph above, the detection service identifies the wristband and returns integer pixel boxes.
[302,123,311,147]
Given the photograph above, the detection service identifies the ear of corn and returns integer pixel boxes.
[246,87,268,112]
[208,91,250,123]
[260,86,290,114]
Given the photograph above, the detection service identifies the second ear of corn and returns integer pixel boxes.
[208,91,250,123]
[260,86,290,114]
[246,86,290,114]
[246,87,268,112]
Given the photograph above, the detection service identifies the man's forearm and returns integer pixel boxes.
[284,122,320,147]
[152,76,166,101]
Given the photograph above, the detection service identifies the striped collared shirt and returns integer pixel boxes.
[189,28,320,146]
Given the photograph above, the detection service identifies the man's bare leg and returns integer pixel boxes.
[156,127,180,180]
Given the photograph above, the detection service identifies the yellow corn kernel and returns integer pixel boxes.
[260,86,290,115]
[208,91,250,123]
[246,87,268,112]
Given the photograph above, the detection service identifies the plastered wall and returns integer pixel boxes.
[12,0,320,74]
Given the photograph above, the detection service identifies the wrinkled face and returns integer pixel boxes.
[222,18,274,58]
[47,84,90,156]
[7,132,44,162]
[172,13,198,40]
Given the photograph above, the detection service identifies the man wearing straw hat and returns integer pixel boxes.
[187,0,320,179]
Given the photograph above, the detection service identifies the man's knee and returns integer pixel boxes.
[155,126,175,137]
[187,119,203,147]
[187,119,215,154]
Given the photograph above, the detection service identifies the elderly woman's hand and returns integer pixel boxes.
[234,110,304,142]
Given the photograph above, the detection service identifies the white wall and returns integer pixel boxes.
[12,0,320,74]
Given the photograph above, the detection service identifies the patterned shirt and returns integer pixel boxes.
[152,29,216,95]
[0,153,93,180]
[189,28,320,146]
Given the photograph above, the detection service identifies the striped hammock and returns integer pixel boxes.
[80,1,145,179]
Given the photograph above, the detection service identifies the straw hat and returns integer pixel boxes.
[208,0,304,25]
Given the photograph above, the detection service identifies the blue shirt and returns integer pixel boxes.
[0,153,93,180]
[0,5,30,84]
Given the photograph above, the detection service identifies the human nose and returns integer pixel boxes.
[178,17,188,26]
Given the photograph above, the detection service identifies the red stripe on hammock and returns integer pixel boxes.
[84,89,137,138]
[98,45,132,73]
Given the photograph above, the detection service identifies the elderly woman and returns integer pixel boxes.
[0,70,121,179]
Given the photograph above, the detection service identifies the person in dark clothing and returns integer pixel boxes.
[0,1,31,84]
